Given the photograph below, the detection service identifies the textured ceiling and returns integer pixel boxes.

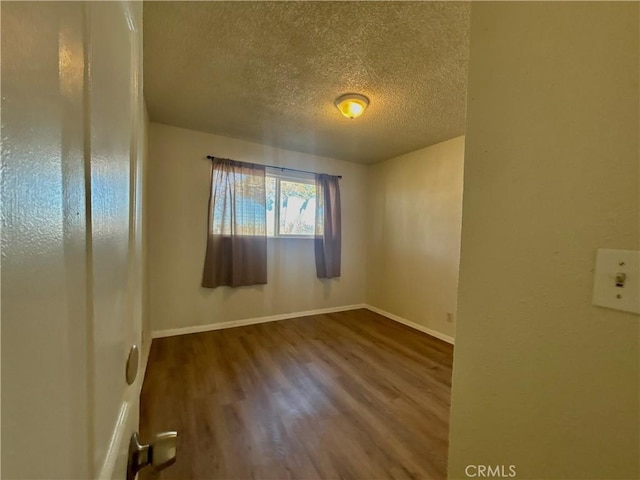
[143,1,470,164]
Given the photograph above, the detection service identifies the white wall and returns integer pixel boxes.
[367,136,464,340]
[448,3,639,479]
[148,123,368,333]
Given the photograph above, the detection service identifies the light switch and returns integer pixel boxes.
[592,249,640,314]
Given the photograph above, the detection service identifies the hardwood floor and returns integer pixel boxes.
[140,309,454,480]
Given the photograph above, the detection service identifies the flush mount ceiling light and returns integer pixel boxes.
[334,93,369,119]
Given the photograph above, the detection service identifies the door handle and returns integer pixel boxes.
[127,431,178,480]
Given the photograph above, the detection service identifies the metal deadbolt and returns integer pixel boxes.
[126,344,139,385]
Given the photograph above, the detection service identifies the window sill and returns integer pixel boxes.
[268,235,315,240]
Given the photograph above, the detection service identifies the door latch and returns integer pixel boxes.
[127,431,178,480]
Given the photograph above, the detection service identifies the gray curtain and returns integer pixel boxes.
[202,158,267,288]
[315,174,341,278]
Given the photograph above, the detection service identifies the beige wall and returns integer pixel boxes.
[148,123,368,333]
[448,3,639,479]
[367,136,464,340]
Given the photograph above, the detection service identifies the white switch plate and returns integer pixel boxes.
[593,249,640,314]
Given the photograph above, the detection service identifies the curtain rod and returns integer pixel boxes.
[206,155,342,179]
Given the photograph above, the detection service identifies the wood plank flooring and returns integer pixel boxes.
[140,309,454,480]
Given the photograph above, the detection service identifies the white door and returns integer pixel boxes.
[1,2,151,479]
[88,2,147,479]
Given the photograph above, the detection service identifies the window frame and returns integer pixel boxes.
[266,171,316,239]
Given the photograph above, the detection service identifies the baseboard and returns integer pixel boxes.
[151,303,455,345]
[364,304,455,345]
[152,304,368,339]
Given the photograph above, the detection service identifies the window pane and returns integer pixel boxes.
[211,169,266,236]
[279,180,316,235]
[266,176,276,237]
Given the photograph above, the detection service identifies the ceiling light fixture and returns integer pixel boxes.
[334,93,369,119]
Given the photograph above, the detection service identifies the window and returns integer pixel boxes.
[203,158,341,285]
[266,173,316,237]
